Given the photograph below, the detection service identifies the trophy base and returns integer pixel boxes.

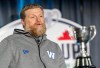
[74,66,95,68]
[74,56,96,68]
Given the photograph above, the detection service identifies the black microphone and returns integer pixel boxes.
[37,39,40,43]
[36,39,41,45]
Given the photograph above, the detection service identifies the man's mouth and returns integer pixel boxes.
[36,23,42,25]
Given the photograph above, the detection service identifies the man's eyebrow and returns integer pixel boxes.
[29,14,35,16]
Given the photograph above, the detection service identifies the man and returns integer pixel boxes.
[0,4,66,68]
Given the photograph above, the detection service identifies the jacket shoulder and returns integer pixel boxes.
[0,34,23,43]
[46,39,61,51]
[47,39,58,45]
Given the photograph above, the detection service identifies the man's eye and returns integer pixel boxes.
[31,17,35,18]
[40,16,43,17]
[30,16,35,18]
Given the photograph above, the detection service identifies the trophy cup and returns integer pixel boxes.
[73,25,96,68]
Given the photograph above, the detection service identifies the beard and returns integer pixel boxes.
[24,23,46,37]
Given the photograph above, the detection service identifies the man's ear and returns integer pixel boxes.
[21,19,25,26]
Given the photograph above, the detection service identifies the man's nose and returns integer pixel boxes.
[37,17,41,22]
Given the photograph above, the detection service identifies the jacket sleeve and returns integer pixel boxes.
[0,39,13,68]
[57,44,66,68]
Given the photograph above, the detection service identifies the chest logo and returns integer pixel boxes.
[23,49,29,54]
[47,51,55,59]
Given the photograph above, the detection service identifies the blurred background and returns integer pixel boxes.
[0,0,100,68]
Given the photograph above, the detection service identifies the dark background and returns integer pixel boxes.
[0,0,100,68]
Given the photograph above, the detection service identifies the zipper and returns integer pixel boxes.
[37,44,46,68]
[34,36,46,68]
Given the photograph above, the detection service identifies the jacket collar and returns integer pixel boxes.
[13,29,47,41]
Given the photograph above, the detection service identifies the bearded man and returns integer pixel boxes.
[0,4,66,68]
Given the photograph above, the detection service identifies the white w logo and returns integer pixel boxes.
[47,51,55,59]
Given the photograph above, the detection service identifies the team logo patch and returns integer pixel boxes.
[23,49,29,54]
[47,51,55,59]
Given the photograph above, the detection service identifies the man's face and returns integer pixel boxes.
[22,8,46,37]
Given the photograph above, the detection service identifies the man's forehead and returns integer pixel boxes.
[25,8,43,15]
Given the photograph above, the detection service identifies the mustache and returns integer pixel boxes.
[35,22,43,25]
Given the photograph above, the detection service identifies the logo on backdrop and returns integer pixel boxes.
[58,30,74,40]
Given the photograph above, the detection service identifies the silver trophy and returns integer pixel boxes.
[73,25,96,68]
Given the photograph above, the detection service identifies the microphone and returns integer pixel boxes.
[36,39,41,45]
[37,39,40,43]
